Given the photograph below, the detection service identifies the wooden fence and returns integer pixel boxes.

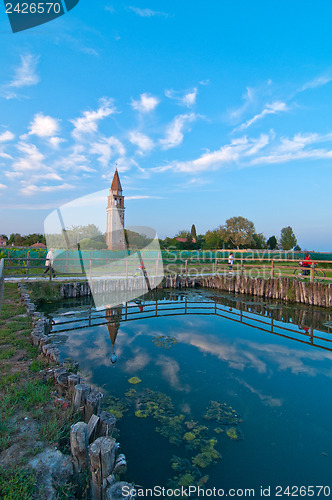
[0,258,4,313]
[2,254,332,283]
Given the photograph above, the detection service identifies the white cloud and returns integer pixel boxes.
[155,134,271,173]
[0,131,15,143]
[9,54,40,89]
[129,131,154,153]
[71,98,116,140]
[28,113,60,138]
[131,93,159,113]
[49,137,66,148]
[160,113,198,150]
[90,136,126,167]
[237,101,288,130]
[20,182,74,196]
[0,183,7,190]
[13,142,45,172]
[165,88,198,107]
[299,75,332,92]
[129,7,168,18]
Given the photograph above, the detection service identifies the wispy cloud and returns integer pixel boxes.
[237,101,288,131]
[129,130,154,153]
[20,182,74,196]
[90,136,126,167]
[129,7,168,18]
[131,93,159,113]
[160,113,198,149]
[165,87,198,108]
[299,75,332,92]
[8,54,40,89]
[71,98,116,140]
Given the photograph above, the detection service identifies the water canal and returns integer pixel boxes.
[39,289,332,494]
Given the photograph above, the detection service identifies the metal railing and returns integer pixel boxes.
[50,296,332,353]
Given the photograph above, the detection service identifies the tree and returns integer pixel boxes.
[251,233,267,249]
[220,216,255,249]
[191,224,197,240]
[267,235,278,250]
[203,229,224,249]
[280,226,297,250]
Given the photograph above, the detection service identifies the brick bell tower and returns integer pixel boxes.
[106,169,126,250]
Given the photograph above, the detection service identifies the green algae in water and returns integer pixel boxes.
[152,335,178,349]
[107,396,129,420]
[204,400,242,426]
[226,427,239,440]
[125,388,137,398]
[128,376,142,385]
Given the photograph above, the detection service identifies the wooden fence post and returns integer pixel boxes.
[214,258,217,276]
[26,251,30,277]
[310,264,314,283]
[185,259,188,277]
[240,257,244,276]
[271,259,274,278]
[89,437,116,500]
[70,422,89,473]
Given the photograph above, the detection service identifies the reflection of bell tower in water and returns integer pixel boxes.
[106,169,126,250]
[106,305,123,364]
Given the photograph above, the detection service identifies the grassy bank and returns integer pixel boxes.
[0,283,77,499]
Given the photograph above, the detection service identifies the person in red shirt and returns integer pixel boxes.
[301,253,312,276]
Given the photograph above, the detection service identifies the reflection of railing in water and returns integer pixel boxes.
[51,297,332,353]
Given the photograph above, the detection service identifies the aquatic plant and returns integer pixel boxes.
[135,410,149,418]
[192,438,221,468]
[204,400,241,426]
[125,388,137,398]
[152,335,178,349]
[128,376,142,385]
[183,432,195,441]
[226,427,239,440]
[198,475,209,487]
[177,473,195,487]
[107,396,129,420]
[213,427,223,434]
[156,414,186,446]
[185,420,198,430]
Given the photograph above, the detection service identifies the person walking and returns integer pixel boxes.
[43,248,56,278]
[228,252,234,275]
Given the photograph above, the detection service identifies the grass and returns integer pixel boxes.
[0,467,37,500]
[0,282,78,497]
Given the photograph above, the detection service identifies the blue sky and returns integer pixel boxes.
[0,1,332,250]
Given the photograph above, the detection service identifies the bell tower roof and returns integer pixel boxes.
[111,169,122,193]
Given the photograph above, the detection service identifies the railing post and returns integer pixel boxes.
[310,264,314,283]
[185,259,188,278]
[125,256,128,280]
[240,257,243,276]
[214,258,217,276]
[271,259,274,278]
[26,250,29,277]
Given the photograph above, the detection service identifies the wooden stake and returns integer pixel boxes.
[70,421,89,473]
[89,437,116,500]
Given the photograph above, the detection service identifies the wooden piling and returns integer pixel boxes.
[89,437,117,500]
[70,422,89,473]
